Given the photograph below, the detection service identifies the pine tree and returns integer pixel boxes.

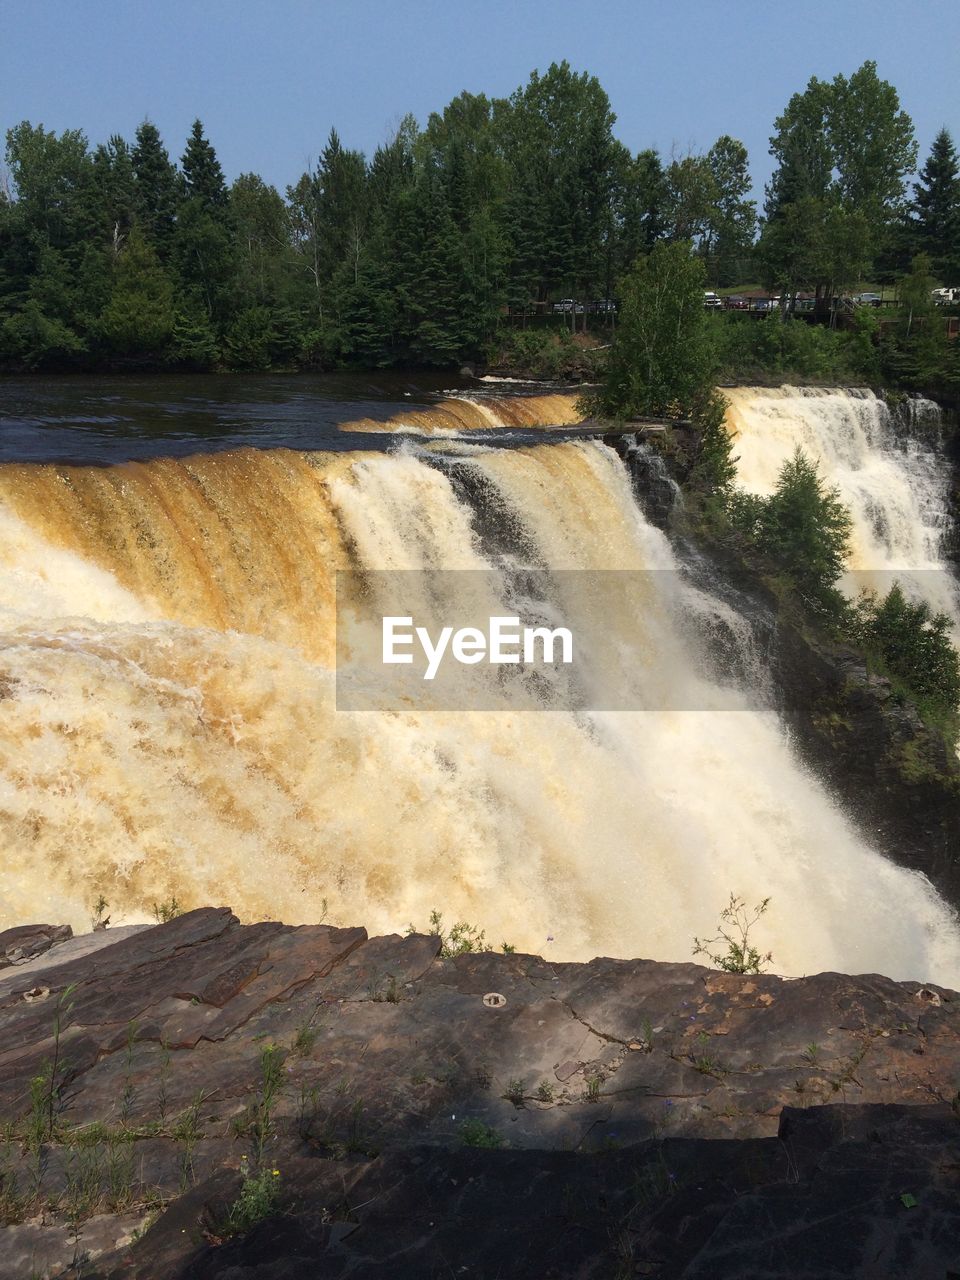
[98,227,174,356]
[909,128,960,281]
[132,122,178,252]
[174,120,233,326]
[181,119,228,211]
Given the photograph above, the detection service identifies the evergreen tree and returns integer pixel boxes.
[909,128,960,281]
[181,118,227,210]
[98,227,174,357]
[174,120,233,327]
[735,448,852,598]
[132,122,178,252]
[89,136,137,252]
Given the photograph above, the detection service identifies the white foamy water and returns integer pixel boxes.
[0,428,957,982]
[725,386,960,629]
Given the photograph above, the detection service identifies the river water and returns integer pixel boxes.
[0,376,958,983]
[0,372,490,463]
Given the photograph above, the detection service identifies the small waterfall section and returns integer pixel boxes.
[340,391,584,434]
[725,386,960,629]
[0,438,958,982]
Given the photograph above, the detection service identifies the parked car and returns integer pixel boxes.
[853,292,884,306]
[552,298,576,313]
[932,286,960,305]
[592,298,618,314]
[723,294,748,310]
[703,291,723,309]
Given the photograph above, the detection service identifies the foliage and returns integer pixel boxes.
[850,584,960,717]
[0,61,952,380]
[907,128,960,281]
[408,909,493,957]
[729,447,852,601]
[592,241,715,420]
[152,897,182,923]
[692,895,773,974]
[760,61,917,298]
[685,389,738,497]
[459,1119,506,1149]
[223,1162,281,1237]
[98,228,174,356]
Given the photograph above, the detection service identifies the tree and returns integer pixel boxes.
[760,62,916,302]
[853,584,960,714]
[705,136,756,285]
[89,135,137,254]
[98,228,174,357]
[593,241,715,418]
[174,120,233,326]
[615,148,667,275]
[132,122,178,253]
[495,62,619,309]
[180,119,227,210]
[882,252,949,387]
[733,447,852,599]
[908,128,960,281]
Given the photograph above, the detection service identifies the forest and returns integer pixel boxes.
[0,59,958,378]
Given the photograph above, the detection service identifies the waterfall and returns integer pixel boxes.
[341,391,583,434]
[725,386,960,629]
[0,436,958,982]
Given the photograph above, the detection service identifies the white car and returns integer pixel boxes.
[703,292,723,309]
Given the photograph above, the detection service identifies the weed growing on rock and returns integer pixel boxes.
[408,910,516,957]
[459,1119,505,1149]
[535,1081,555,1103]
[152,898,183,923]
[693,894,773,974]
[224,1161,281,1237]
[291,1019,319,1056]
[584,1073,604,1103]
[503,1078,525,1107]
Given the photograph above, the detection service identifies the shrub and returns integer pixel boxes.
[850,584,960,716]
[730,447,851,600]
[693,894,773,974]
[459,1119,505,1149]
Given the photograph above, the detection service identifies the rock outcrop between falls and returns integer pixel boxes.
[1,910,959,1278]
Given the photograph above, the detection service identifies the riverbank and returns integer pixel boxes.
[1,908,958,1278]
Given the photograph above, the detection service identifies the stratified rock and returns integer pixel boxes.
[0,909,956,1279]
[0,922,71,969]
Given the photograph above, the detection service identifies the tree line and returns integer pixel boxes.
[0,59,957,373]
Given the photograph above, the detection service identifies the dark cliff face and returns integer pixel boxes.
[0,911,958,1279]
[612,430,960,915]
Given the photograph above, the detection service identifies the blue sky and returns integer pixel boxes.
[3,0,958,200]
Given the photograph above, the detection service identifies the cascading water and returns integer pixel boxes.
[0,431,958,982]
[340,391,583,434]
[725,386,960,629]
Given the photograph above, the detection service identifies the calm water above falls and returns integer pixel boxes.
[0,372,579,464]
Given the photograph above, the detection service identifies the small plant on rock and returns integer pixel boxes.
[152,897,183,923]
[459,1119,505,1149]
[408,909,491,957]
[224,1160,281,1237]
[693,894,772,974]
[503,1078,525,1107]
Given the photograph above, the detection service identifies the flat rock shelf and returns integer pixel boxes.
[0,909,958,1278]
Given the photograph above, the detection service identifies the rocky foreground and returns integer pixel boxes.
[0,910,958,1279]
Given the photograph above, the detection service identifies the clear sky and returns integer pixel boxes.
[3,0,958,201]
